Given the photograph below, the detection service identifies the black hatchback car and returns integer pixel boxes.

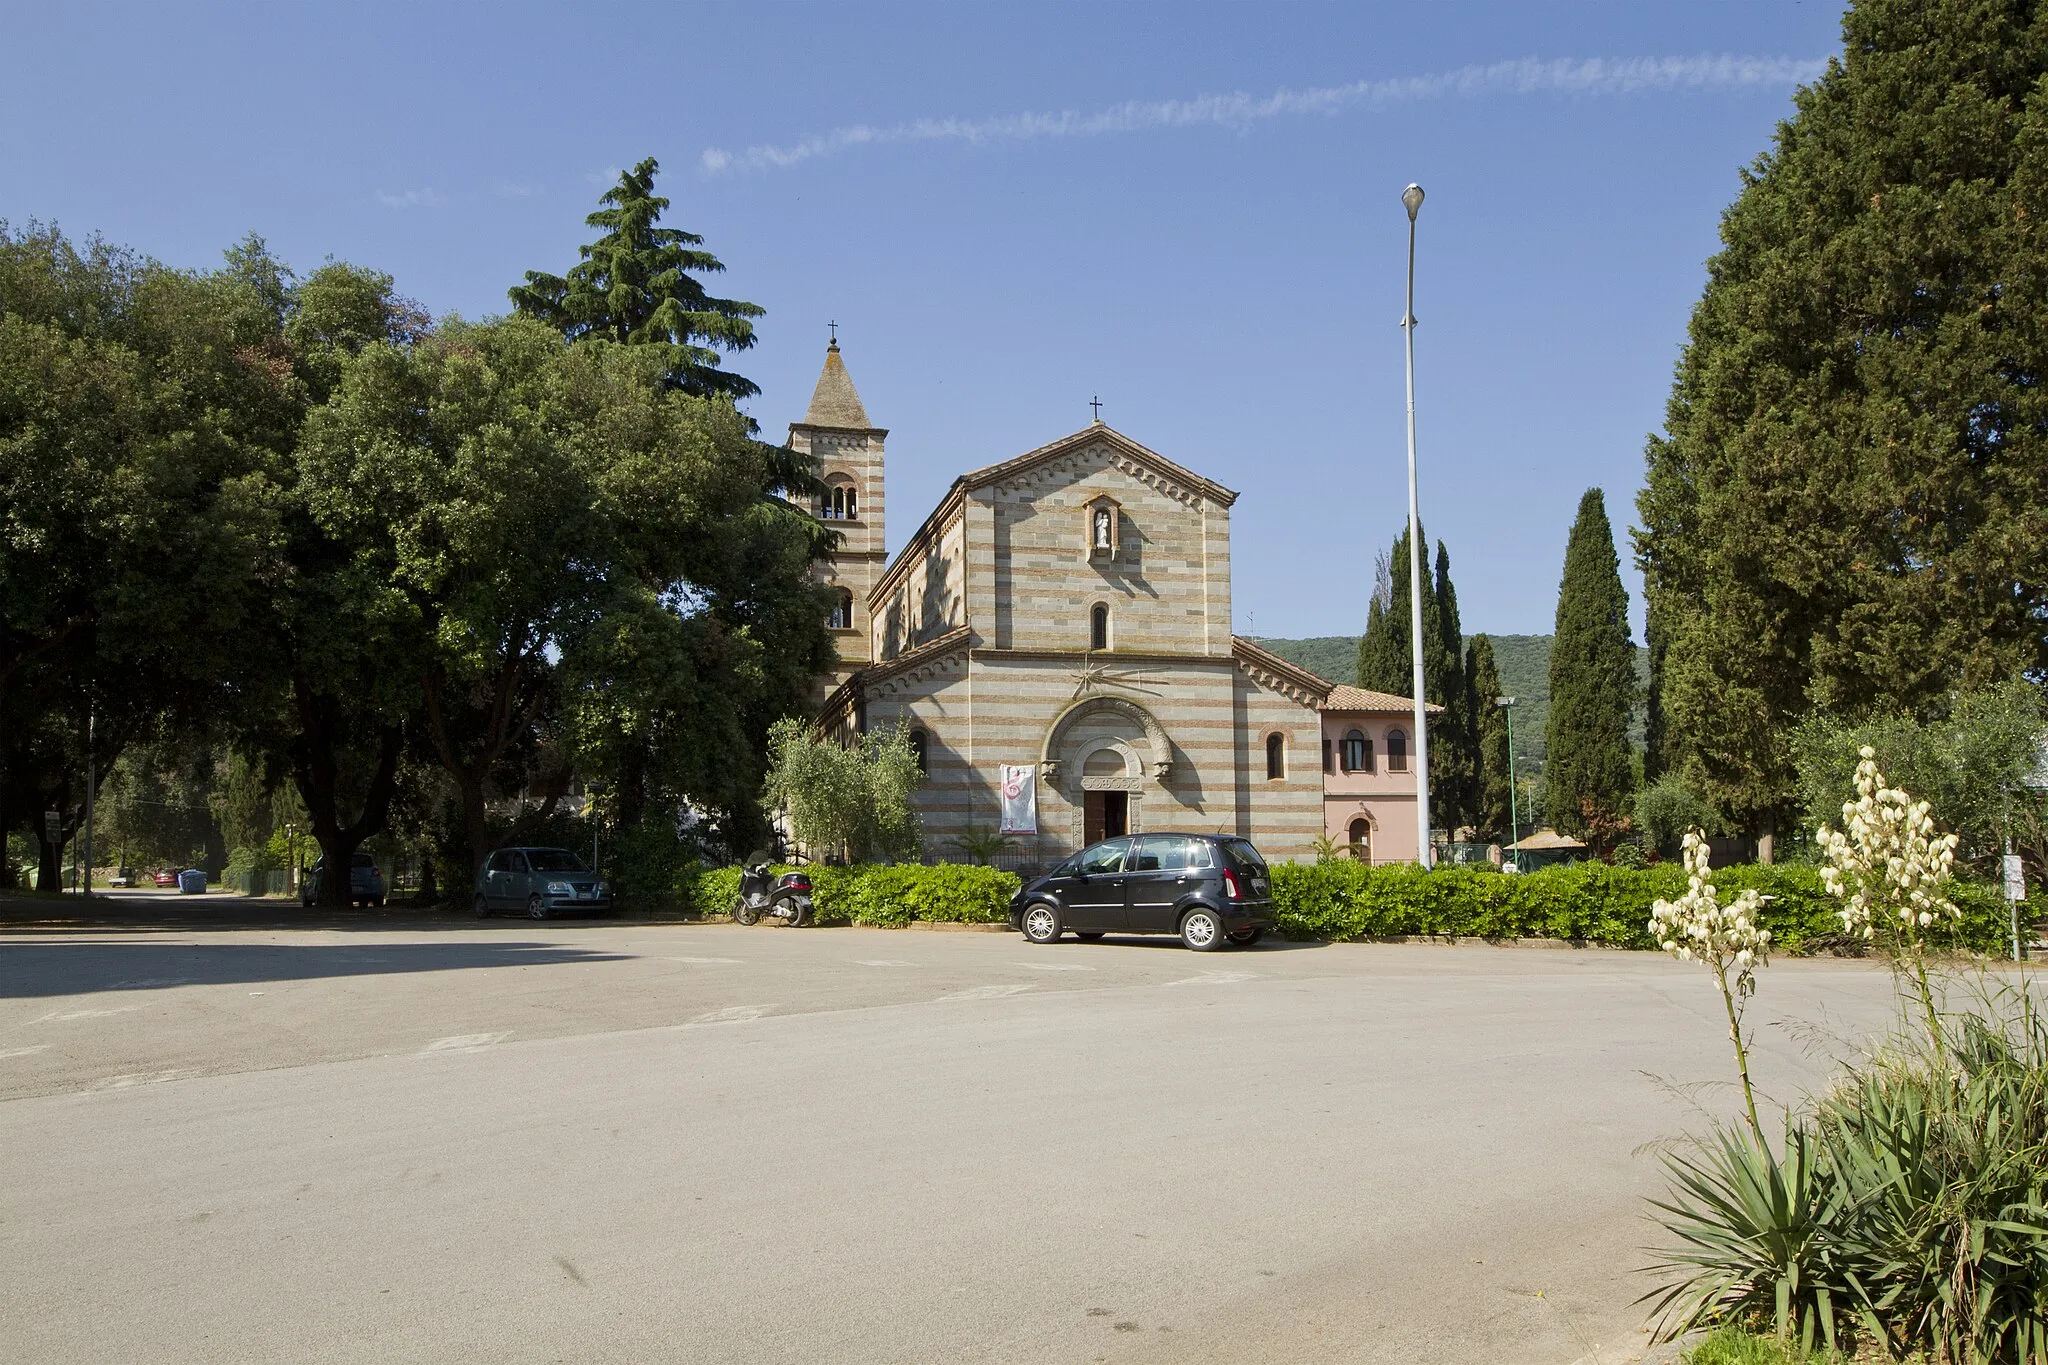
[1008,832,1275,951]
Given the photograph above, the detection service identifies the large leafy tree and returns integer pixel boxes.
[1545,489,1637,835]
[510,157,764,401]
[0,225,291,887]
[1637,0,2048,834]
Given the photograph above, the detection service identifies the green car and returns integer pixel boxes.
[473,846,611,919]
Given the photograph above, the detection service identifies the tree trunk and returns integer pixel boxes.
[289,678,404,908]
[1756,812,1776,866]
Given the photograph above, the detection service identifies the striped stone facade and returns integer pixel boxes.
[796,341,1428,866]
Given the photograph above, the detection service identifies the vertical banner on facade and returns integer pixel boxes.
[998,764,1037,834]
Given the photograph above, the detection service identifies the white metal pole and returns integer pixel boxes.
[1401,183,1431,868]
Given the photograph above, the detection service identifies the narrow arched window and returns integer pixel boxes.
[1386,728,1408,773]
[909,728,929,775]
[1265,733,1285,781]
[844,485,857,520]
[827,589,853,630]
[1348,818,1371,860]
[1322,737,1333,774]
[1342,729,1369,772]
[1090,603,1109,651]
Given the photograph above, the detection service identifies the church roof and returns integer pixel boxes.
[797,341,873,429]
[1322,684,1441,714]
[960,423,1238,506]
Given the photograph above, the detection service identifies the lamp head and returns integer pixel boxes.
[1402,183,1425,220]
[1496,696,1516,708]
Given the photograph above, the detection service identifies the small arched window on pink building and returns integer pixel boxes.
[1341,729,1371,773]
[1386,728,1409,772]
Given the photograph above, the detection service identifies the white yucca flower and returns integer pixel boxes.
[1815,746,1959,945]
[1648,827,1773,1131]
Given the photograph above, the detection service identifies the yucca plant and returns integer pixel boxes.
[1643,1122,1856,1354]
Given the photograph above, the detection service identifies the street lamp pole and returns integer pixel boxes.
[1400,182,1431,868]
[1498,697,1520,866]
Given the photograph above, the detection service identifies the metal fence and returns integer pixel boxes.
[226,869,292,896]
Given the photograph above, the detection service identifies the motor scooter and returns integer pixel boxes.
[733,864,812,926]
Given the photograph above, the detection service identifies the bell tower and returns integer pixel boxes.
[788,334,886,694]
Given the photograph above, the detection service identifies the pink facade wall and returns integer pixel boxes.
[1319,710,1425,865]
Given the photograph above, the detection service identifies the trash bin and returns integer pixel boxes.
[177,868,207,894]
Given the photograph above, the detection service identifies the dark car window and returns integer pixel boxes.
[1134,835,1193,872]
[1220,838,1268,876]
[1185,840,1214,870]
[524,849,589,872]
[1047,855,1080,878]
[508,852,530,874]
[351,852,375,868]
[1077,839,1129,875]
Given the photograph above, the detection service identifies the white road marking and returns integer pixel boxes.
[1162,970,1259,987]
[940,984,1037,1001]
[419,1032,510,1054]
[1016,962,1097,971]
[665,956,745,965]
[31,1006,138,1024]
[89,1068,199,1091]
[0,1045,52,1060]
[852,959,916,967]
[686,1005,774,1026]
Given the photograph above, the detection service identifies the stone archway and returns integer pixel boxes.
[1038,695,1173,847]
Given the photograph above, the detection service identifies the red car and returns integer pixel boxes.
[153,870,178,888]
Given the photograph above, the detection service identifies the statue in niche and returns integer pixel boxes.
[1093,507,1112,551]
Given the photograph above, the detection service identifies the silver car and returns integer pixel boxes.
[473,847,611,919]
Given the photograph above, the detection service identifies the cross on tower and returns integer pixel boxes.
[828,320,838,345]
[1089,395,1103,422]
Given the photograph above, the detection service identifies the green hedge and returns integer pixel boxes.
[677,862,1021,927]
[1268,860,2019,954]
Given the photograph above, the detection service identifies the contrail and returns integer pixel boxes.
[701,54,1827,174]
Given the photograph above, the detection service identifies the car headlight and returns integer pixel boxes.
[547,880,574,895]
[596,882,609,897]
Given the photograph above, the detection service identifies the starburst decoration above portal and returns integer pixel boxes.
[1071,655,1166,698]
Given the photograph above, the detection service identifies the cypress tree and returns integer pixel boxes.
[1355,523,1417,695]
[1429,541,1475,832]
[510,157,764,400]
[1545,489,1637,834]
[1468,635,1513,842]
[1638,0,2048,833]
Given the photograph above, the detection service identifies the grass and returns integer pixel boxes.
[1683,1327,1848,1364]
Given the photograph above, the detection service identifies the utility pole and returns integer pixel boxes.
[1499,696,1520,867]
[1400,182,1432,868]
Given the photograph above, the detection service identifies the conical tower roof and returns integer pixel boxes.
[800,339,872,428]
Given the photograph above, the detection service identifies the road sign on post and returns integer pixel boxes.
[44,810,61,844]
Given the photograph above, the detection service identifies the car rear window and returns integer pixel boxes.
[1132,835,1195,872]
[525,849,589,872]
[350,852,374,867]
[1219,839,1268,876]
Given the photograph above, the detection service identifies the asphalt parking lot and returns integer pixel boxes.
[0,893,1934,1363]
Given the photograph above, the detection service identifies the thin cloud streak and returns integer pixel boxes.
[701,54,1827,174]
[375,187,445,209]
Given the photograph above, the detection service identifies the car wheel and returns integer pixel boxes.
[1020,902,1062,944]
[375,896,386,908]
[472,894,491,919]
[733,895,760,926]
[527,894,549,921]
[1073,931,1105,941]
[1227,928,1264,948]
[1180,906,1225,951]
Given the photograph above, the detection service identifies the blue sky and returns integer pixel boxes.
[2,1,1843,641]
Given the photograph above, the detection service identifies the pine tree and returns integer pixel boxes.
[1468,634,1513,842]
[510,157,764,400]
[1637,0,2048,833]
[1545,489,1637,835]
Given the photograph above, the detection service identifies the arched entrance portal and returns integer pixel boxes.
[1038,695,1172,850]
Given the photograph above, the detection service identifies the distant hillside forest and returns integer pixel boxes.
[1249,634,1649,776]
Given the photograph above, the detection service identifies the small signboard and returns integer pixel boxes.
[2004,853,2027,903]
[43,810,61,844]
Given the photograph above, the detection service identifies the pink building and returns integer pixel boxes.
[1318,685,1445,865]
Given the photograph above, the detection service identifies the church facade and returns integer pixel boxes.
[791,341,1433,866]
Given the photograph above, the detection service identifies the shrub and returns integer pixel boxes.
[1266,860,2013,955]
[676,861,1020,926]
